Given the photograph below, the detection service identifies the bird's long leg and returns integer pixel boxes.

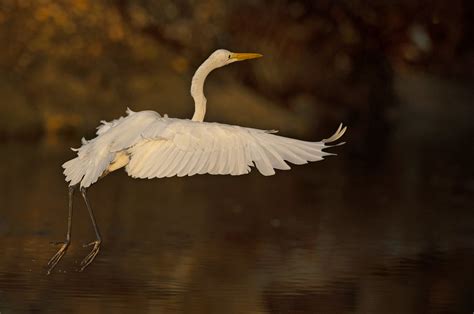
[47,185,76,275]
[79,187,102,272]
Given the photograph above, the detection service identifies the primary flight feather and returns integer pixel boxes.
[48,49,347,274]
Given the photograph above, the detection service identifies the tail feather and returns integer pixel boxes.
[63,157,86,187]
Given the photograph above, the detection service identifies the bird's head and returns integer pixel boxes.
[208,49,263,68]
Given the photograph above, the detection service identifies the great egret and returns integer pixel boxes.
[47,49,346,274]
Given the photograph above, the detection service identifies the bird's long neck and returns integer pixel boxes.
[191,58,215,122]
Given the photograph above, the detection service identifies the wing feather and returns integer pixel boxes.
[197,133,216,174]
[249,139,275,176]
[217,145,229,175]
[143,142,165,177]
[163,148,186,177]
[226,135,235,175]
[138,141,165,177]
[234,134,246,175]
[261,144,290,170]
[191,148,209,176]
[154,144,180,178]
[268,141,308,165]
[185,149,203,176]
[206,144,220,174]
[196,149,212,175]
[125,119,346,179]
[176,151,194,177]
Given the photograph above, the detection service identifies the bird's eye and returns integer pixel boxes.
[228,55,231,59]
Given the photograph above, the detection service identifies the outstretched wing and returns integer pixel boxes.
[126,119,346,179]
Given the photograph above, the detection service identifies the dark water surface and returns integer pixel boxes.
[1,114,474,313]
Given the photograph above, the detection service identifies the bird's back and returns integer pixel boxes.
[63,109,163,188]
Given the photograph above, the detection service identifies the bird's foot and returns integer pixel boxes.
[79,240,101,272]
[47,240,70,275]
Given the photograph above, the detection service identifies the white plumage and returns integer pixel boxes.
[63,108,346,188]
[48,49,347,274]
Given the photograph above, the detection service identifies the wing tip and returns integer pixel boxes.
[322,123,347,144]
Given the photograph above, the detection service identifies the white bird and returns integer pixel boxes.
[47,49,346,274]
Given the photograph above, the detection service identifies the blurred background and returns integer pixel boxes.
[1,0,473,313]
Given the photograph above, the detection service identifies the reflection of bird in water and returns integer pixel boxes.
[47,49,347,274]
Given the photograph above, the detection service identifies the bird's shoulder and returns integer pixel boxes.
[142,118,270,141]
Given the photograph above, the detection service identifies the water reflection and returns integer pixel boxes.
[1,122,473,313]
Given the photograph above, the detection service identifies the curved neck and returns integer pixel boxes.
[191,58,216,122]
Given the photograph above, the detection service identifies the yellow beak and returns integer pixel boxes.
[230,52,263,61]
